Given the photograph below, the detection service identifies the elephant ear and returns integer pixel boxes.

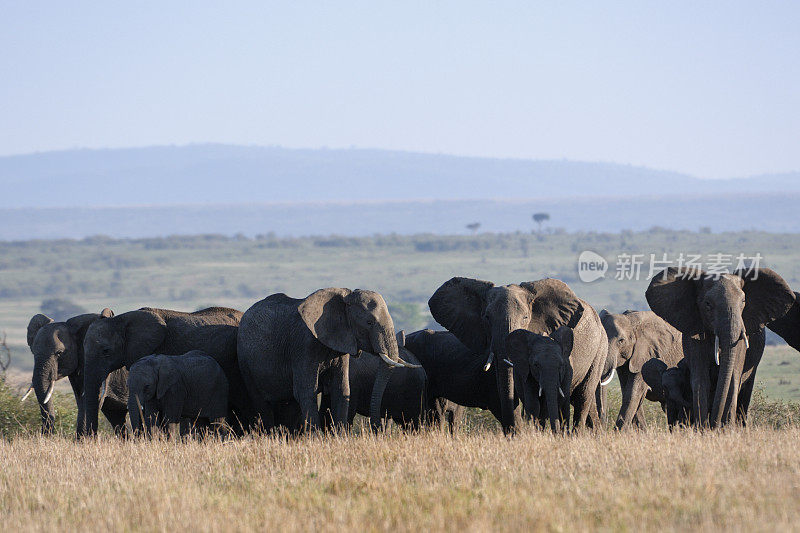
[156,358,180,399]
[298,288,357,355]
[124,310,168,364]
[66,312,109,344]
[768,292,800,351]
[428,277,494,353]
[737,268,795,335]
[640,359,668,403]
[551,326,574,360]
[507,329,534,364]
[646,267,704,338]
[629,319,679,373]
[520,279,583,334]
[27,314,53,348]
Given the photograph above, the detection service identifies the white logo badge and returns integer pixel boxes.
[578,251,608,283]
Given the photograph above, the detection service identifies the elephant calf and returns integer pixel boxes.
[127,351,229,438]
[641,358,692,428]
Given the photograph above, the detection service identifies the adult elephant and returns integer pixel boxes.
[428,277,590,434]
[600,310,684,430]
[320,331,430,431]
[646,267,794,428]
[404,328,500,428]
[24,309,128,435]
[767,291,800,351]
[81,306,246,436]
[237,289,418,432]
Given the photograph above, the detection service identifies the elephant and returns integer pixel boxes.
[320,331,429,431]
[24,309,128,435]
[646,267,794,428]
[641,358,692,428]
[599,310,684,430]
[507,328,573,432]
[429,277,605,434]
[81,306,246,436]
[237,289,419,433]
[767,291,800,351]
[404,328,505,429]
[127,352,228,438]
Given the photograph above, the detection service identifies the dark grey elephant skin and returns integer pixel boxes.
[26,310,128,435]
[237,289,415,433]
[767,291,800,351]
[82,306,246,436]
[127,352,228,438]
[600,310,684,430]
[641,358,692,428]
[320,332,429,431]
[404,329,506,428]
[647,267,794,428]
[429,277,599,434]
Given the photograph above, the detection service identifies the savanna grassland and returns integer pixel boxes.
[2,230,800,531]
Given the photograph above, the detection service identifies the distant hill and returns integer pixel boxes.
[0,193,798,241]
[2,144,798,209]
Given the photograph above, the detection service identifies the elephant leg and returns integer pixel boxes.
[737,330,765,426]
[327,357,351,430]
[69,375,86,438]
[521,378,540,423]
[318,393,334,430]
[686,339,711,428]
[616,371,646,430]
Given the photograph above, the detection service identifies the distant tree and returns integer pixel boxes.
[466,222,481,234]
[699,226,712,234]
[0,332,10,372]
[532,212,550,233]
[40,298,87,322]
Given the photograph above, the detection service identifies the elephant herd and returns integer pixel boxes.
[21,266,800,438]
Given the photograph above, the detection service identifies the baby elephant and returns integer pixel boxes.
[127,351,229,438]
[641,359,692,428]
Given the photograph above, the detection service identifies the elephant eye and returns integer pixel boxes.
[366,319,375,327]
[705,301,713,310]
[101,347,112,356]
[617,338,624,344]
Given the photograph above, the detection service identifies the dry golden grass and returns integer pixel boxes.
[2,425,800,532]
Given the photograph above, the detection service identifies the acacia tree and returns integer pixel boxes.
[466,222,481,234]
[532,213,550,233]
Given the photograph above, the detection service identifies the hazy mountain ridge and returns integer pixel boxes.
[2,144,797,209]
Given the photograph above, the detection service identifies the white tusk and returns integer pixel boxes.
[714,336,720,365]
[43,382,55,405]
[20,385,34,402]
[743,334,749,349]
[559,387,565,398]
[398,358,422,369]
[483,352,494,372]
[539,386,543,397]
[600,368,616,386]
[503,359,514,367]
[378,352,405,368]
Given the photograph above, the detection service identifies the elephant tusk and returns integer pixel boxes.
[743,334,750,349]
[43,382,55,405]
[483,352,494,372]
[503,359,514,367]
[377,352,405,368]
[559,387,565,398]
[714,336,720,365]
[398,357,422,369]
[600,368,616,386]
[539,386,543,397]
[20,385,34,402]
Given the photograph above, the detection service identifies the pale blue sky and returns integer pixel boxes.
[1,1,798,178]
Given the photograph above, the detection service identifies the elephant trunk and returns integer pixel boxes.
[32,359,57,434]
[544,382,561,433]
[128,393,143,435]
[82,365,107,436]
[369,364,393,432]
[710,327,746,428]
[491,326,516,435]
